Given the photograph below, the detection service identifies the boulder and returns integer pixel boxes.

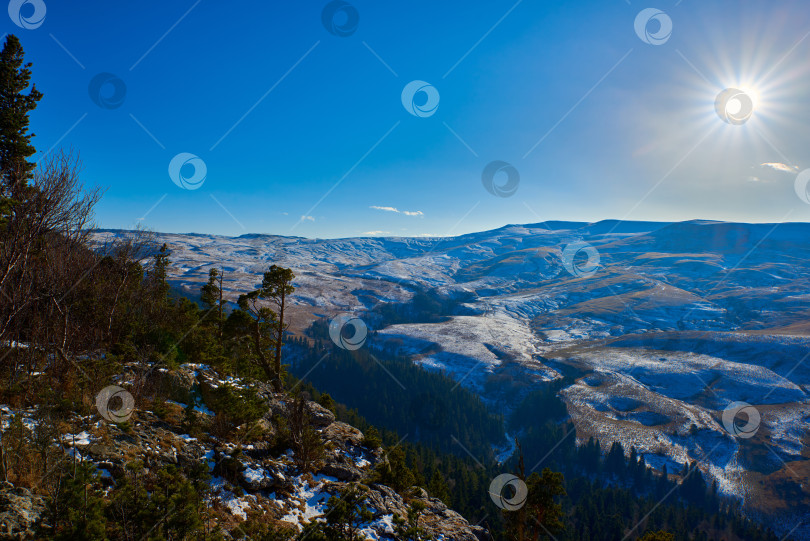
[239,458,292,493]
[264,396,334,427]
[471,525,494,541]
[320,422,363,447]
[306,402,335,427]
[0,483,46,540]
[319,462,362,481]
[148,367,196,405]
[366,484,407,518]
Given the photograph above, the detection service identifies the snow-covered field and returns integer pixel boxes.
[92,219,810,518]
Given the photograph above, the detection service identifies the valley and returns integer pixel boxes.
[94,219,810,537]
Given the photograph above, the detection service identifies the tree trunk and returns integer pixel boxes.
[253,319,274,382]
[272,290,285,392]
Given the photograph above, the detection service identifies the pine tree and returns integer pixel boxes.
[373,446,415,492]
[149,243,171,301]
[237,289,278,382]
[236,265,294,388]
[50,461,107,540]
[524,468,566,538]
[0,35,43,190]
[393,501,434,540]
[504,442,566,541]
[262,265,295,391]
[200,267,224,339]
[322,485,372,540]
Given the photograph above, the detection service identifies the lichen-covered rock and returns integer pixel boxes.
[319,462,362,481]
[33,366,491,540]
[147,366,196,405]
[265,395,335,427]
[0,483,45,540]
[320,421,364,447]
[366,483,407,518]
[304,402,335,427]
[239,459,291,492]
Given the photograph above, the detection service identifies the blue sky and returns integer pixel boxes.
[8,0,810,238]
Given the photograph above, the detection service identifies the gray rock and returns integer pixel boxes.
[148,367,196,405]
[0,483,46,540]
[366,484,407,518]
[306,402,335,427]
[240,460,292,493]
[319,462,362,481]
[320,422,364,447]
[471,525,494,541]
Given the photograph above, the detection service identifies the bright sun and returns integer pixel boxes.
[738,86,761,110]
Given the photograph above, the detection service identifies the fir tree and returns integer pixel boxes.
[0,35,43,189]
[427,469,450,505]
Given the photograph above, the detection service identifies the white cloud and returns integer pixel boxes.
[760,162,799,173]
[370,205,424,216]
[362,230,390,236]
[300,215,315,222]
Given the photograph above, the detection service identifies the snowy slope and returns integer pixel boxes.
[92,220,810,519]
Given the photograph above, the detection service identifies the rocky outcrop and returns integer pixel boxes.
[146,367,196,405]
[0,483,45,540]
[53,364,490,540]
